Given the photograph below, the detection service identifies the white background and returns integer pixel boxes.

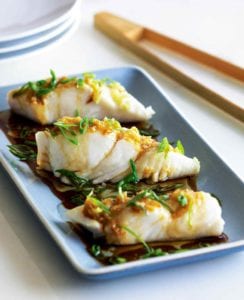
[0,1,243,299]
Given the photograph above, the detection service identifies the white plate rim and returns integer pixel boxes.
[0,13,76,54]
[0,15,80,61]
[0,0,80,43]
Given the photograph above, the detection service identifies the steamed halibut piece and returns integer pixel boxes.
[36,117,200,184]
[66,189,224,244]
[8,72,154,124]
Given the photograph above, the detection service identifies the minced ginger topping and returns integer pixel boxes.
[51,117,180,156]
[82,189,206,229]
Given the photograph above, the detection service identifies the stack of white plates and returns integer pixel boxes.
[0,0,80,59]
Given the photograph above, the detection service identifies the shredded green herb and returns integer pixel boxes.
[70,194,85,206]
[13,70,59,97]
[117,159,139,190]
[12,70,116,98]
[55,169,90,189]
[76,78,84,87]
[177,194,188,207]
[155,196,172,211]
[91,244,101,257]
[13,82,29,96]
[54,117,94,145]
[19,126,31,139]
[139,128,160,138]
[176,140,185,155]
[121,225,167,259]
[88,196,110,214]
[110,256,127,264]
[126,189,172,211]
[24,140,37,146]
[121,225,151,253]
[141,247,167,259]
[59,77,77,84]
[79,117,93,134]
[8,144,37,161]
[49,69,57,89]
[126,190,149,209]
[158,137,170,157]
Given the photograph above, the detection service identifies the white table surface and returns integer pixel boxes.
[0,1,243,299]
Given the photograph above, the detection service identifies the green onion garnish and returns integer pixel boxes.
[112,256,127,264]
[126,189,171,211]
[117,159,139,190]
[54,117,93,144]
[91,244,101,257]
[121,225,151,253]
[176,140,185,154]
[121,225,167,259]
[88,196,110,214]
[158,137,170,157]
[177,194,188,206]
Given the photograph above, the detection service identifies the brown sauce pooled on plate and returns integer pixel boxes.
[71,224,228,265]
[0,110,228,265]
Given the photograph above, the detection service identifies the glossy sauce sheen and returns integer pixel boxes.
[0,110,228,265]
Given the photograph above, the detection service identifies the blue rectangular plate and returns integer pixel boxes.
[0,66,243,279]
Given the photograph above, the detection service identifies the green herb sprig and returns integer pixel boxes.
[13,69,58,97]
[126,189,172,211]
[79,117,93,134]
[176,140,185,154]
[158,137,170,157]
[53,121,79,145]
[19,126,32,139]
[177,194,188,206]
[141,248,167,259]
[55,169,90,189]
[109,256,127,264]
[90,244,127,264]
[53,117,93,145]
[88,196,110,214]
[138,128,160,138]
[13,71,116,99]
[121,225,167,259]
[91,244,101,257]
[117,159,139,190]
[8,144,37,161]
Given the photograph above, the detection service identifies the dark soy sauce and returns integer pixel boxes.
[0,110,228,265]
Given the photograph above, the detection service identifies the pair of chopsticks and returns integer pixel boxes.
[94,12,244,122]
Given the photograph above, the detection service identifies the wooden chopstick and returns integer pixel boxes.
[94,12,244,122]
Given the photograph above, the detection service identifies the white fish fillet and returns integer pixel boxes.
[66,190,224,244]
[8,73,154,124]
[135,149,200,183]
[36,117,200,184]
[66,205,103,237]
[36,126,117,180]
